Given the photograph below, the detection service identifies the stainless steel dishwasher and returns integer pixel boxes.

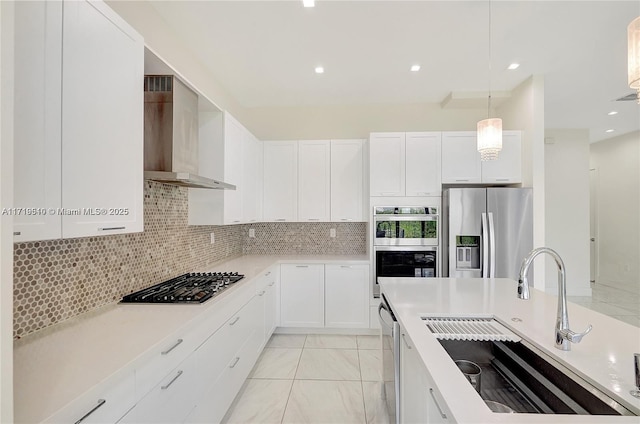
[379,293,400,424]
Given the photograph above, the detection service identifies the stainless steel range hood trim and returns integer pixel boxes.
[144,171,236,190]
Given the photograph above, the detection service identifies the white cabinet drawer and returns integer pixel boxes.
[43,371,135,424]
[135,330,201,400]
[121,354,199,424]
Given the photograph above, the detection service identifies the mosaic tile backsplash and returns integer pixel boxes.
[13,182,366,338]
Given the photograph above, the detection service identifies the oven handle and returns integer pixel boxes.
[374,245,438,252]
[374,215,438,222]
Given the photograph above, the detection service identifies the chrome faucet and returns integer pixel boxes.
[518,247,592,351]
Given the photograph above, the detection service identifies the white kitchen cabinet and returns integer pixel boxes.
[13,0,143,241]
[330,139,364,222]
[242,132,262,223]
[263,141,298,222]
[120,356,200,424]
[370,133,406,196]
[44,370,136,424]
[260,267,280,343]
[400,328,450,424]
[441,131,522,184]
[13,1,62,242]
[480,131,522,183]
[280,264,325,327]
[298,140,331,222]
[189,112,262,225]
[325,264,369,328]
[441,132,482,184]
[222,114,244,224]
[185,295,263,424]
[406,133,442,196]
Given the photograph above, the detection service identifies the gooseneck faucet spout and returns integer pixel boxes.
[518,247,593,351]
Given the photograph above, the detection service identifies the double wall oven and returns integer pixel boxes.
[373,206,439,297]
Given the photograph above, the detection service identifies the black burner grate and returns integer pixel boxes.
[121,272,244,304]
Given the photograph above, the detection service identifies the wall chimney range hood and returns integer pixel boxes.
[144,75,235,190]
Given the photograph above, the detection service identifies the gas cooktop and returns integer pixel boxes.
[121,272,244,304]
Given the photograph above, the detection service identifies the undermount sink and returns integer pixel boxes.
[438,338,636,416]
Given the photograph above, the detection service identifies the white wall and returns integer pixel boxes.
[590,131,640,294]
[106,1,248,124]
[0,1,14,420]
[241,103,487,140]
[544,129,591,296]
[495,76,546,290]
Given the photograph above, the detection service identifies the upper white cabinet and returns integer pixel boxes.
[13,0,144,241]
[330,140,364,222]
[242,132,262,223]
[405,133,442,196]
[480,131,522,184]
[263,141,298,222]
[298,140,331,222]
[370,133,406,196]
[189,112,262,225]
[370,132,442,196]
[441,131,522,184]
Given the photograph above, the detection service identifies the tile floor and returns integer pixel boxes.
[568,282,640,327]
[221,334,390,424]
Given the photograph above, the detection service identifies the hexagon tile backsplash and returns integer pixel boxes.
[13,181,366,339]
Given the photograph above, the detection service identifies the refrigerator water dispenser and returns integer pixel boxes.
[456,236,480,270]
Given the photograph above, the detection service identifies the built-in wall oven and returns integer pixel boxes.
[373,206,439,298]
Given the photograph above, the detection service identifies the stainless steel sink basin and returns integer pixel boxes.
[438,339,636,416]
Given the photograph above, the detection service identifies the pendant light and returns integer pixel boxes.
[629,16,640,103]
[477,1,502,161]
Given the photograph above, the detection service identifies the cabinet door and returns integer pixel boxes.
[242,133,262,223]
[370,133,406,196]
[481,131,522,184]
[61,1,143,238]
[325,265,369,328]
[405,133,442,196]
[399,331,429,424]
[263,268,279,340]
[223,114,244,224]
[441,132,482,184]
[280,264,324,327]
[330,140,364,222]
[263,141,298,222]
[13,1,63,242]
[298,140,330,222]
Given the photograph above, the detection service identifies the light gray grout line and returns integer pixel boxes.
[358,348,369,424]
[281,335,307,424]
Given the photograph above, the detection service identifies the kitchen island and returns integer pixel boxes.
[380,277,640,423]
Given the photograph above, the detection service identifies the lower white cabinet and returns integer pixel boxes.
[400,328,450,424]
[263,268,279,342]
[280,264,325,327]
[325,265,369,328]
[280,263,369,329]
[43,370,135,424]
[120,355,199,424]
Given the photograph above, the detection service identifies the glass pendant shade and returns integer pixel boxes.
[477,118,503,161]
[629,16,640,102]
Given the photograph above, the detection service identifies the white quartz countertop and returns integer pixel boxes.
[14,254,368,423]
[380,277,640,423]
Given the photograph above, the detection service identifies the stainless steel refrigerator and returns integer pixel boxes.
[442,188,533,279]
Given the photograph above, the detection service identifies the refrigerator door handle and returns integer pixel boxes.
[488,212,496,278]
[481,212,489,278]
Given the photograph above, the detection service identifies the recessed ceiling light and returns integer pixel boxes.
[410,65,421,72]
[314,66,324,74]
[607,111,618,116]
[507,63,520,70]
[605,129,615,133]
[303,0,315,7]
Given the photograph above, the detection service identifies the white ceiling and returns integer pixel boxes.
[149,0,640,142]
